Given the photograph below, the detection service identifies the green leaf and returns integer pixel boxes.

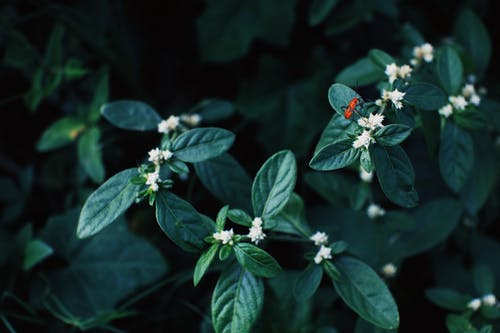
[172,128,235,163]
[402,82,447,111]
[228,209,253,227]
[216,205,230,231]
[234,243,282,278]
[39,210,167,319]
[77,168,139,238]
[194,243,219,286]
[252,150,297,219]
[193,99,235,123]
[211,265,264,333]
[328,83,364,117]
[453,110,486,130]
[36,117,86,152]
[309,0,339,26]
[88,68,109,123]
[166,159,189,174]
[333,256,399,330]
[23,239,53,271]
[101,100,161,131]
[44,24,64,67]
[446,314,477,333]
[360,149,372,172]
[436,46,463,95]
[219,244,233,261]
[78,127,105,183]
[315,114,358,153]
[64,58,88,80]
[454,9,491,74]
[374,124,412,146]
[385,198,463,260]
[197,0,298,62]
[439,121,474,192]
[400,23,424,45]
[425,288,469,312]
[294,263,323,301]
[354,317,396,333]
[368,49,395,69]
[370,145,419,208]
[335,57,384,87]
[266,193,311,237]
[155,191,215,252]
[473,264,494,295]
[310,140,361,171]
[194,153,252,212]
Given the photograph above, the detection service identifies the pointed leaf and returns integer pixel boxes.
[172,128,235,163]
[194,244,219,286]
[78,127,105,183]
[374,124,412,147]
[234,243,282,278]
[436,46,463,95]
[403,83,447,111]
[36,117,86,151]
[101,100,161,131]
[294,263,323,301]
[310,140,360,171]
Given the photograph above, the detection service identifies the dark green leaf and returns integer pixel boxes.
[294,263,323,301]
[368,49,395,69]
[446,314,477,333]
[315,114,358,153]
[172,128,235,163]
[370,145,418,208]
[36,117,86,151]
[234,243,282,278]
[401,23,424,45]
[335,57,384,87]
[310,140,361,171]
[78,127,105,183]
[333,256,399,330]
[101,100,161,131]
[266,193,310,237]
[436,46,463,95]
[88,68,109,122]
[77,168,139,238]
[194,243,219,286]
[219,244,233,261]
[453,109,487,130]
[194,153,252,212]
[439,121,474,192]
[228,209,253,227]
[211,265,263,333]
[454,9,491,74]
[403,82,447,111]
[385,198,463,260]
[354,317,396,333]
[193,99,235,122]
[425,288,469,311]
[473,264,494,295]
[167,159,190,174]
[252,150,297,218]
[216,205,230,231]
[155,191,215,252]
[328,83,364,117]
[23,239,53,271]
[374,124,412,146]
[309,0,339,26]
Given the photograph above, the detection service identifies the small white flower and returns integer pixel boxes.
[381,263,397,277]
[148,148,163,164]
[410,58,418,66]
[181,113,202,127]
[359,168,373,183]
[145,171,161,192]
[158,115,180,134]
[310,231,329,246]
[467,298,482,311]
[162,149,174,161]
[412,43,434,63]
[387,89,405,109]
[357,113,385,130]
[449,96,468,110]
[375,99,383,107]
[213,229,235,245]
[314,245,332,264]
[248,217,266,244]
[482,294,497,307]
[385,63,399,84]
[367,203,386,219]
[462,84,476,98]
[438,104,453,118]
[398,64,413,79]
[353,130,374,149]
[470,94,481,106]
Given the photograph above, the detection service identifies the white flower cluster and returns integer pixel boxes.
[410,43,434,65]
[366,203,386,219]
[145,171,161,192]
[148,148,174,165]
[381,263,397,278]
[352,112,385,150]
[467,294,497,311]
[376,89,406,110]
[158,115,180,134]
[180,113,202,127]
[385,63,413,84]
[213,229,235,246]
[309,231,332,264]
[248,217,266,244]
[438,83,481,118]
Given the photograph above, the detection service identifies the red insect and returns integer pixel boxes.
[341,97,363,119]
